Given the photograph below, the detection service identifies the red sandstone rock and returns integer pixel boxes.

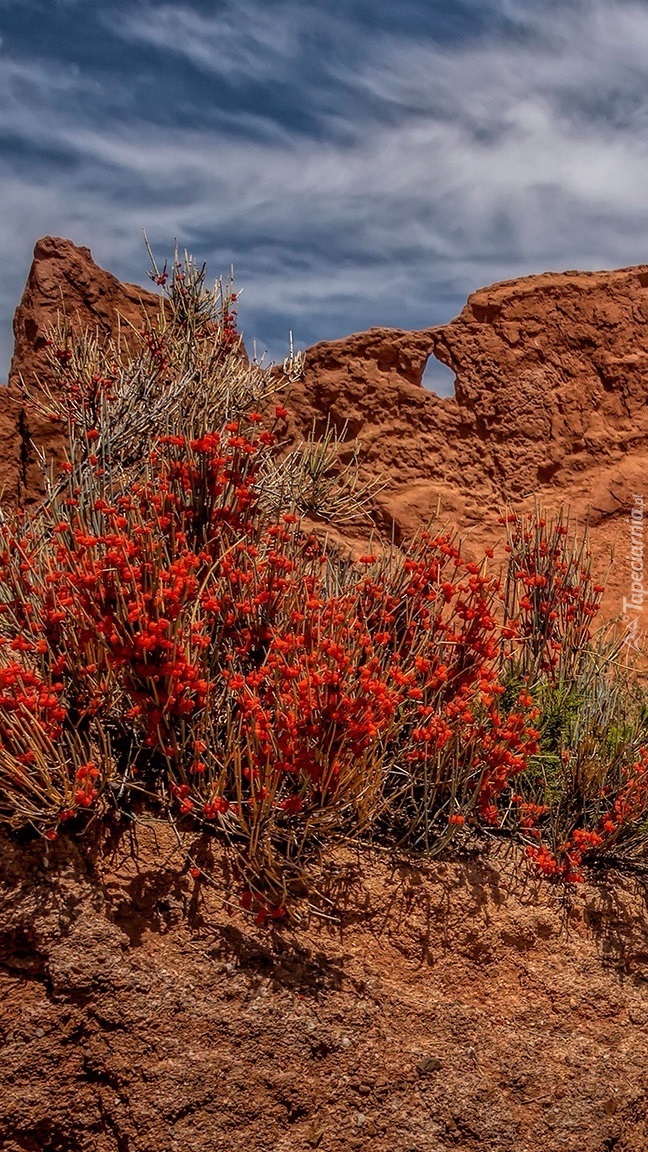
[6,235,161,500]
[1,824,647,1152]
[286,268,648,622]
[4,237,648,624]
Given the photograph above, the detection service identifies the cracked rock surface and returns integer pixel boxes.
[1,824,647,1152]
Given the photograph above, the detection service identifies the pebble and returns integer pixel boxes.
[417,1056,443,1074]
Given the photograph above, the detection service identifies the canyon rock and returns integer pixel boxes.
[6,235,161,501]
[283,268,648,625]
[4,237,648,618]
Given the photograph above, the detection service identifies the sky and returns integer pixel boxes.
[2,0,648,393]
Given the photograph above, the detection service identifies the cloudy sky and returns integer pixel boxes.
[1,0,648,391]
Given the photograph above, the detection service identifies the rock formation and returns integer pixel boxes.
[5,235,162,500]
[271,268,648,625]
[5,237,648,625]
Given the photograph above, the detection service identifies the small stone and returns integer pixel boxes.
[341,1036,352,1048]
[355,1112,367,1127]
[417,1056,443,1074]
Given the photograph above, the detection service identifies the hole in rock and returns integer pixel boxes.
[421,354,456,398]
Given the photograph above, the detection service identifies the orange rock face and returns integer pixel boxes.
[4,237,648,627]
[2,826,648,1152]
[5,235,161,501]
[284,269,648,626]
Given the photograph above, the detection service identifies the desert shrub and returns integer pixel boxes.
[351,532,540,851]
[499,510,648,880]
[0,441,540,910]
[1,244,646,915]
[500,508,606,683]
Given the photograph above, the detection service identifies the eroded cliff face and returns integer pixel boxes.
[4,237,648,615]
[433,268,648,493]
[279,266,648,621]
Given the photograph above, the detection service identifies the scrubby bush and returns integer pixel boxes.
[499,510,648,881]
[1,244,646,917]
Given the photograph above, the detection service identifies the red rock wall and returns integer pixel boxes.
[4,237,648,623]
[5,236,161,501]
[283,269,648,622]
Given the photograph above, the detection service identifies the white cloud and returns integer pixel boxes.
[107,1,308,83]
